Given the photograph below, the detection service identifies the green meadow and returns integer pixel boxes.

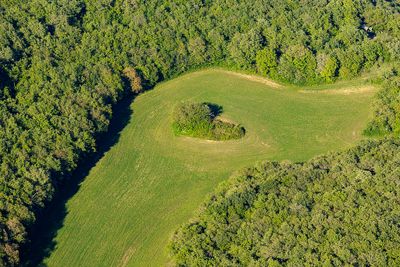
[45,69,376,267]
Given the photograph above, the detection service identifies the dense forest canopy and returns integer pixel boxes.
[170,137,400,266]
[0,0,399,265]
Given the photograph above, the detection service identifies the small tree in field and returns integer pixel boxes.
[123,67,143,93]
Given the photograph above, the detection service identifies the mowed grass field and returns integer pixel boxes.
[45,69,377,267]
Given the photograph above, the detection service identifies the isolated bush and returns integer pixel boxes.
[172,102,245,141]
[172,102,213,137]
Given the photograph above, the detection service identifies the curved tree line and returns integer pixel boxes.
[170,136,400,266]
[170,73,400,266]
[0,0,399,265]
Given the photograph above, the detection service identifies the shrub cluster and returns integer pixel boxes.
[172,102,245,141]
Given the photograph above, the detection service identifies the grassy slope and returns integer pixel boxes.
[45,69,376,267]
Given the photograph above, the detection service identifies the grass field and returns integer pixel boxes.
[44,69,377,267]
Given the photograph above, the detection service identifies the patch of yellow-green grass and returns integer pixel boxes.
[45,69,377,267]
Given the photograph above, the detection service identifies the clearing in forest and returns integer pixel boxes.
[44,69,376,267]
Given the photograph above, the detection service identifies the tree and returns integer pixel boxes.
[316,53,338,82]
[123,67,143,93]
[362,41,384,69]
[228,29,263,68]
[256,48,278,78]
[337,46,364,78]
[277,45,317,84]
[188,37,207,65]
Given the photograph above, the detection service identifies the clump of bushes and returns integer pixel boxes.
[172,102,245,140]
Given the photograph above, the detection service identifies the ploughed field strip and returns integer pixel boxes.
[46,69,376,267]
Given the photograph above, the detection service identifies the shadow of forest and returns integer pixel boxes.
[21,93,135,267]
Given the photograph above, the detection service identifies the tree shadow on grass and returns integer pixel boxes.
[20,93,135,267]
[204,102,223,119]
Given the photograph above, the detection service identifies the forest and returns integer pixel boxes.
[170,136,400,266]
[0,0,399,266]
